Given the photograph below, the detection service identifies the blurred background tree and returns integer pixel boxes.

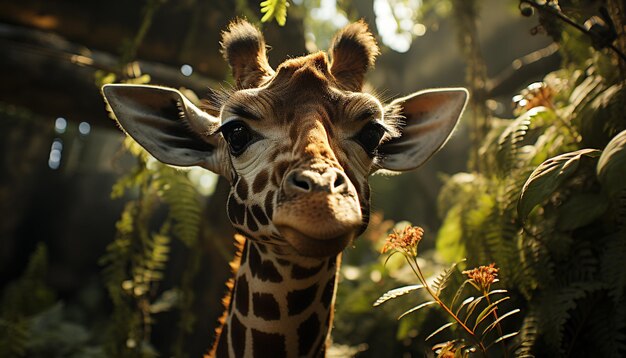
[1,0,623,357]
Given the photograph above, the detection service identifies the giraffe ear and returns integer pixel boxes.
[102,84,226,174]
[221,19,275,89]
[329,20,379,91]
[377,88,468,172]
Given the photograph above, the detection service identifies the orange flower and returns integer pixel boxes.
[381,226,424,255]
[463,263,499,291]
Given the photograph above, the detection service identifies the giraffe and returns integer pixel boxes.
[102,19,467,358]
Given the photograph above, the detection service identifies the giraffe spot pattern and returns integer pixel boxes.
[256,243,268,253]
[231,314,246,358]
[236,177,249,201]
[272,161,290,186]
[227,195,246,225]
[215,323,229,357]
[235,275,249,316]
[297,313,321,356]
[252,292,281,320]
[264,191,274,220]
[248,244,283,282]
[252,170,269,194]
[288,122,300,142]
[287,283,318,316]
[292,262,324,279]
[251,328,286,358]
[276,258,290,266]
[314,340,326,358]
[321,274,335,309]
[250,204,269,226]
[240,242,249,265]
[245,207,259,232]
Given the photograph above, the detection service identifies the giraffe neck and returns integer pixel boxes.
[212,238,341,358]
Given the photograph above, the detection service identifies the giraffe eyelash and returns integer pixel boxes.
[382,104,404,139]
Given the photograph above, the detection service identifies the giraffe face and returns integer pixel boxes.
[219,53,391,257]
[101,20,468,259]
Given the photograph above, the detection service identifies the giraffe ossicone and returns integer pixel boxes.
[102,19,467,358]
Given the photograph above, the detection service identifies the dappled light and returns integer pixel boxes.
[1,1,625,357]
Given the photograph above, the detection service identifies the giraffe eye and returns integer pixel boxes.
[355,122,386,154]
[221,121,254,155]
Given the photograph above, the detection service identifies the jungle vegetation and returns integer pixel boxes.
[1,0,625,357]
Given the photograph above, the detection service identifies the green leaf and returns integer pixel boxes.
[482,309,520,335]
[597,129,626,198]
[397,300,437,320]
[464,297,485,324]
[486,331,520,350]
[426,322,456,341]
[451,280,471,311]
[373,284,424,307]
[556,192,608,230]
[473,296,511,330]
[260,0,289,26]
[454,295,475,316]
[518,149,601,220]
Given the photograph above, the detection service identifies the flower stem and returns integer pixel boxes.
[484,292,508,357]
[410,257,489,356]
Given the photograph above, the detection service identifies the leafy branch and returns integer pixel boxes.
[375,226,520,357]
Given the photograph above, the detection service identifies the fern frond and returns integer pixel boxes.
[373,284,425,306]
[539,281,605,354]
[260,0,289,25]
[496,111,533,175]
[514,309,539,358]
[600,231,626,303]
[0,318,29,357]
[561,290,626,357]
[432,260,464,297]
[155,167,202,247]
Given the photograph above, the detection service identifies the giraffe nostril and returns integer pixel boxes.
[285,169,350,194]
[332,173,345,189]
[288,172,312,192]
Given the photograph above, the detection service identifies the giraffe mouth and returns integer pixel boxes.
[275,225,355,257]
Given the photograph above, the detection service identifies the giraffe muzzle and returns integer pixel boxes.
[274,169,362,257]
[275,225,355,257]
[284,168,349,195]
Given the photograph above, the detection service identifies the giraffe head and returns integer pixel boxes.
[102,19,467,259]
